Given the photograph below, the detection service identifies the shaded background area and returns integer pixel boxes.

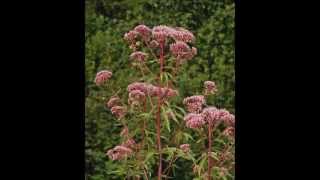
[85,0,234,179]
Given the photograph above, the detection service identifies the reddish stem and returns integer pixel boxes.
[208,123,212,180]
[156,96,162,180]
[156,41,165,180]
[160,43,164,77]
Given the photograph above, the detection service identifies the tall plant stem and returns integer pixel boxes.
[208,123,213,180]
[156,42,165,180]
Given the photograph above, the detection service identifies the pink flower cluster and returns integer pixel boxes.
[94,70,112,86]
[124,24,197,63]
[106,96,121,109]
[170,41,196,61]
[106,139,136,161]
[124,30,139,44]
[204,81,218,95]
[184,113,206,129]
[128,89,146,106]
[202,107,235,126]
[222,127,235,138]
[130,51,148,62]
[107,96,127,119]
[151,25,195,44]
[127,82,177,100]
[171,27,195,43]
[110,106,127,119]
[183,95,235,129]
[201,107,220,124]
[122,138,136,149]
[107,145,132,160]
[183,95,206,113]
[134,24,151,41]
[152,25,173,43]
[180,144,190,153]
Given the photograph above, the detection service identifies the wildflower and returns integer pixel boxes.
[106,145,133,160]
[183,95,206,113]
[184,113,205,129]
[110,106,127,119]
[170,41,196,62]
[134,24,151,41]
[222,127,235,137]
[204,81,217,95]
[180,144,190,153]
[152,25,173,44]
[217,109,235,127]
[94,70,112,86]
[130,51,148,62]
[171,27,195,43]
[128,89,146,105]
[127,82,148,94]
[157,87,178,99]
[201,106,220,125]
[122,138,136,149]
[106,96,121,109]
[124,30,139,44]
[170,41,191,57]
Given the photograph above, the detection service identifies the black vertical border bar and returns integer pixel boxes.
[80,0,85,179]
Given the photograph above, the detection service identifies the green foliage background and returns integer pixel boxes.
[85,0,234,179]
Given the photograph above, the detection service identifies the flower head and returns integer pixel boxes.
[94,70,112,86]
[171,27,195,43]
[201,106,220,125]
[106,96,121,109]
[157,87,178,99]
[204,81,217,95]
[218,109,235,127]
[110,106,127,119]
[184,113,205,129]
[106,145,133,160]
[128,89,146,105]
[183,95,205,113]
[121,138,136,149]
[152,25,174,44]
[127,82,148,94]
[124,30,139,44]
[170,41,190,56]
[222,126,235,138]
[130,51,148,62]
[180,144,190,153]
[134,24,151,41]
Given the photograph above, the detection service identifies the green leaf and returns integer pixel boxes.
[162,107,171,132]
[183,132,194,141]
[144,151,155,163]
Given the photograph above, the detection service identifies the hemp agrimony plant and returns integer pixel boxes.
[94,25,235,180]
